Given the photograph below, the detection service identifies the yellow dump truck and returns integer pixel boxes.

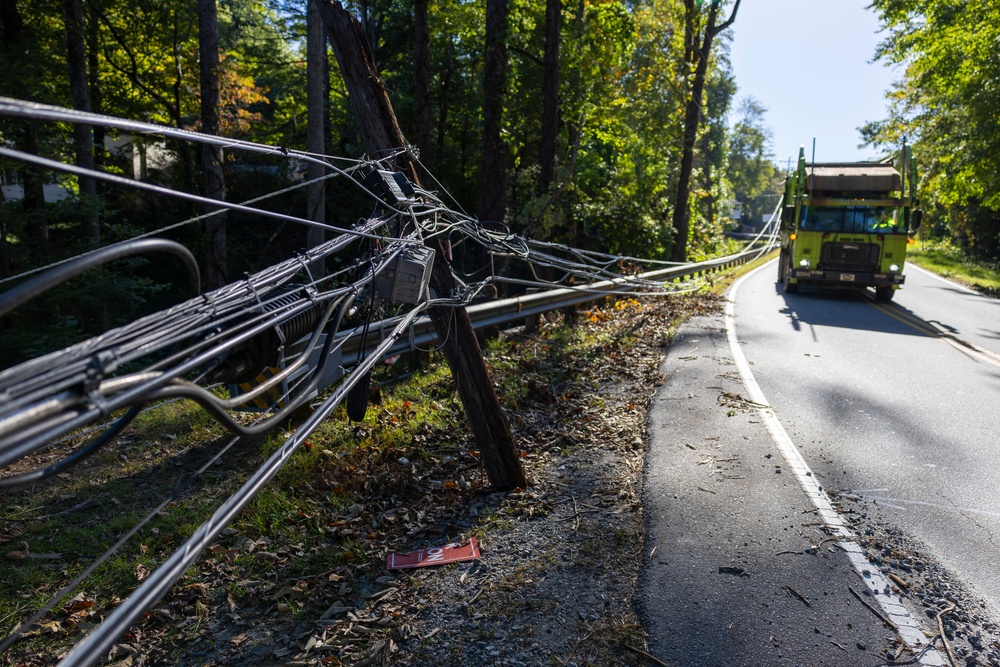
[778,145,921,301]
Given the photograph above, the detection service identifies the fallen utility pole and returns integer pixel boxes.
[320,0,526,491]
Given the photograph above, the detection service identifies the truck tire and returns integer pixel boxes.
[778,251,787,282]
[782,254,799,293]
[875,285,895,302]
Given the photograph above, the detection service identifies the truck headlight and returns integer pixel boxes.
[889,264,899,273]
[799,259,810,269]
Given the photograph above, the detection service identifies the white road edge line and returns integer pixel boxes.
[726,260,946,666]
[908,262,982,296]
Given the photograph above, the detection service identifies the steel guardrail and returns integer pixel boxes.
[335,240,776,367]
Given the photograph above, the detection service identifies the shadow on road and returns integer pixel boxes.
[775,280,951,338]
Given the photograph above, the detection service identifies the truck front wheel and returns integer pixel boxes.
[779,250,798,293]
[875,285,895,302]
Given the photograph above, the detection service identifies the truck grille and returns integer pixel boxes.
[820,242,880,272]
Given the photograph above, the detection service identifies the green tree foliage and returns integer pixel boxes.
[727,94,779,227]
[0,0,298,367]
[0,0,744,263]
[689,57,736,256]
[865,0,1000,260]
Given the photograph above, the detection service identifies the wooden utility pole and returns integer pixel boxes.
[320,0,526,491]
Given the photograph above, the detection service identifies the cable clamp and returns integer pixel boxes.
[295,252,316,289]
[86,388,113,418]
[82,352,117,416]
[245,276,266,312]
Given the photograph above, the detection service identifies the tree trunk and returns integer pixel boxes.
[539,0,561,194]
[701,129,714,226]
[64,0,99,245]
[0,0,45,263]
[199,0,226,290]
[480,0,509,224]
[306,0,327,277]
[21,123,48,264]
[412,0,434,172]
[670,0,740,263]
[0,206,8,278]
[321,0,526,490]
[87,0,104,171]
[436,64,453,162]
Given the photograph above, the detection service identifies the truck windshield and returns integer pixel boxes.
[800,206,905,233]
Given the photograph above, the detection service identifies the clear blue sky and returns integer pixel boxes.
[728,0,900,167]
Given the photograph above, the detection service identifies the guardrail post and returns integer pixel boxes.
[523,288,541,333]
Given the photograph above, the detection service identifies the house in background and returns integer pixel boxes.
[1,165,71,203]
[0,135,173,203]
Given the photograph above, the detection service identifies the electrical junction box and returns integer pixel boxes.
[376,245,435,305]
[364,169,416,206]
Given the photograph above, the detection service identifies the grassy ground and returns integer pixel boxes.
[908,239,1000,294]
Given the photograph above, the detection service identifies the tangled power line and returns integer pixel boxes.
[0,96,778,665]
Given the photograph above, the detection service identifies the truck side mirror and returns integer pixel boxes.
[911,209,923,230]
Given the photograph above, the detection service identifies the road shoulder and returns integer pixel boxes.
[638,313,929,666]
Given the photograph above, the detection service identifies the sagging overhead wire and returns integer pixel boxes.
[0,96,391,174]
[0,236,422,480]
[0,170,342,288]
[0,146,401,244]
[0,96,777,492]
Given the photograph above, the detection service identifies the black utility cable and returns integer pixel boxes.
[0,241,413,462]
[0,405,141,488]
[0,147,403,241]
[0,239,200,317]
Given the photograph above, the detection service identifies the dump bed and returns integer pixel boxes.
[806,162,901,195]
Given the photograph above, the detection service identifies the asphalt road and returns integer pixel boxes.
[734,263,1000,617]
[639,261,1000,666]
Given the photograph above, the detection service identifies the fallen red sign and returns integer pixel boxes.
[386,538,481,570]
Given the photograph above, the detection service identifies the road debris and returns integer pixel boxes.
[849,586,899,630]
[385,539,480,570]
[784,584,811,607]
